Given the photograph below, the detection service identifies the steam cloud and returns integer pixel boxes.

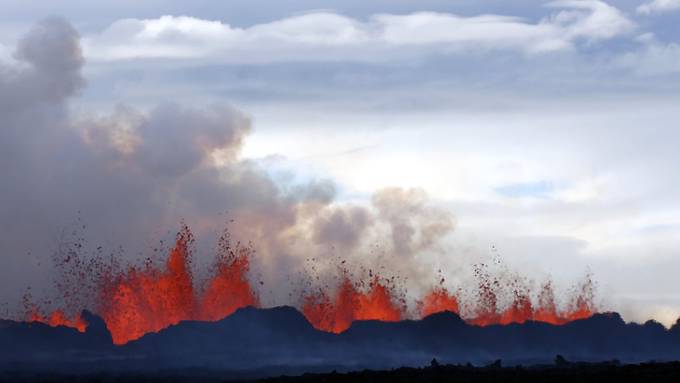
[0,18,456,314]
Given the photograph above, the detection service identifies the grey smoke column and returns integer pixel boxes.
[0,18,457,315]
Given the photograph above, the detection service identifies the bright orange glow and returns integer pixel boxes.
[197,246,258,322]
[28,309,87,333]
[303,275,403,333]
[422,279,596,326]
[30,225,258,345]
[98,227,197,344]
[23,224,596,344]
[419,287,459,318]
[99,226,258,344]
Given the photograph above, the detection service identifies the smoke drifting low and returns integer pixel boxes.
[0,18,459,314]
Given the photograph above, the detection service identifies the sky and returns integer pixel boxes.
[1,0,680,326]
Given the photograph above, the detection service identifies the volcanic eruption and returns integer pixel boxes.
[7,15,674,381]
[19,223,597,346]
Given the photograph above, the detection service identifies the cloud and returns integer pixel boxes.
[495,181,556,199]
[81,1,634,63]
[616,35,680,75]
[637,0,680,14]
[546,0,635,40]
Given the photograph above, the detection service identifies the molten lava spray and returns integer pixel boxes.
[36,225,259,345]
[422,277,595,326]
[419,287,460,318]
[23,224,597,344]
[303,274,404,333]
[27,309,87,333]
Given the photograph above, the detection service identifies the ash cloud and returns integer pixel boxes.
[0,18,456,314]
[373,187,455,258]
[313,206,372,253]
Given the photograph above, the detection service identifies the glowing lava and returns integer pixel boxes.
[98,226,258,344]
[27,309,87,333]
[421,279,596,326]
[303,275,403,333]
[22,224,597,344]
[196,235,259,322]
[419,287,460,318]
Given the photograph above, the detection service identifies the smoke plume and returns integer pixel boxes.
[0,18,457,315]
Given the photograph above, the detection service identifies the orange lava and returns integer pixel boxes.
[98,226,197,344]
[98,226,258,344]
[303,275,403,333]
[423,279,596,326]
[28,309,87,332]
[419,287,460,318]
[22,224,597,343]
[498,292,533,325]
[197,242,258,322]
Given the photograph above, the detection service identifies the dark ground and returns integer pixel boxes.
[6,308,680,374]
[5,308,680,382]
[3,359,680,383]
[249,361,680,383]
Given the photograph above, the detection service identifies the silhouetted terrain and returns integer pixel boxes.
[245,360,680,383]
[3,360,680,383]
[2,306,680,378]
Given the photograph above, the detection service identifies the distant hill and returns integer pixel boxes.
[2,306,680,376]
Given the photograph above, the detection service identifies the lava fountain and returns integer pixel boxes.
[22,224,597,344]
[302,274,405,333]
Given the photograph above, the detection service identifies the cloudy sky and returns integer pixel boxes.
[1,0,680,325]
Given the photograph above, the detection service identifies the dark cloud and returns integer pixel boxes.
[14,17,83,102]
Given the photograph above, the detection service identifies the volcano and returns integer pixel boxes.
[3,225,636,378]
